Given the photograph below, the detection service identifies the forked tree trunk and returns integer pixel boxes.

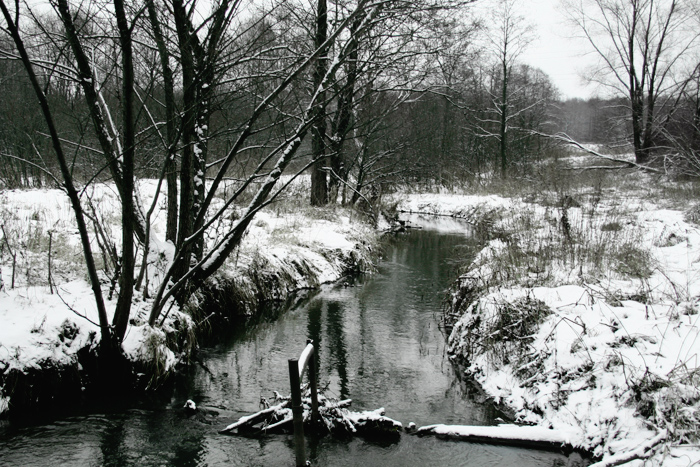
[146,0,179,244]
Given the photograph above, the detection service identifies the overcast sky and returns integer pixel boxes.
[22,0,600,100]
[518,0,600,100]
[465,0,601,100]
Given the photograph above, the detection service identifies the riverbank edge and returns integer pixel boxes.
[0,214,385,419]
[396,191,700,466]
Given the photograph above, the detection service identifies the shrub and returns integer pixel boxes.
[453,293,552,369]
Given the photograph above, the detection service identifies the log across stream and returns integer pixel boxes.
[0,215,584,466]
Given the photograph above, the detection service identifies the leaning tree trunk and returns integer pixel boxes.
[55,0,147,243]
[0,0,114,354]
[112,0,135,343]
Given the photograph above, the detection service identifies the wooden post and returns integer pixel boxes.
[307,339,320,422]
[288,358,306,466]
[48,230,54,294]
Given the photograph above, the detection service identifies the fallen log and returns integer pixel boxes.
[263,413,293,432]
[416,424,573,452]
[342,407,403,439]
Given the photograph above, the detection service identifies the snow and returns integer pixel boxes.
[5,170,699,465]
[399,192,511,218]
[297,342,314,377]
[401,212,476,234]
[394,187,700,466]
[417,423,570,445]
[0,282,99,370]
[0,179,376,415]
[341,407,403,432]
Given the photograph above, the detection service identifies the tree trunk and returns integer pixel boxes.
[329,15,360,203]
[630,88,648,164]
[310,0,328,206]
[172,0,197,281]
[146,0,179,244]
[112,0,135,343]
[500,60,508,178]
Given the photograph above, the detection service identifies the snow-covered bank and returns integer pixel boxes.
[395,186,700,466]
[0,181,379,416]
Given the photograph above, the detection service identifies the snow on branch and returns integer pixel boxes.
[587,430,667,467]
[531,131,664,174]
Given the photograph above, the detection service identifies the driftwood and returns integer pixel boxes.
[220,390,402,439]
[220,400,290,433]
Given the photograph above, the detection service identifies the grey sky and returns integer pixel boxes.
[520,0,598,99]
[468,0,600,99]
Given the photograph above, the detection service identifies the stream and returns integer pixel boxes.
[0,215,574,466]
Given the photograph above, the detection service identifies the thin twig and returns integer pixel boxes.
[55,286,101,327]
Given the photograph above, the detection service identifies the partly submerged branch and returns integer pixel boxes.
[220,391,401,438]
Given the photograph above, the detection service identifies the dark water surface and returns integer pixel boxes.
[0,215,570,466]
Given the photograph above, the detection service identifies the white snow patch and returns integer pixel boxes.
[408,190,700,465]
[1,179,377,415]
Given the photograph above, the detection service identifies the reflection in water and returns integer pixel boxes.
[0,219,575,466]
[100,415,128,466]
[306,299,323,390]
[325,301,350,399]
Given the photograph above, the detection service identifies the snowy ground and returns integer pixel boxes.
[395,181,700,466]
[0,179,378,415]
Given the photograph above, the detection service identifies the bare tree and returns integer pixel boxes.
[145,0,386,323]
[1,0,389,352]
[564,0,700,164]
[480,0,534,177]
[304,0,477,203]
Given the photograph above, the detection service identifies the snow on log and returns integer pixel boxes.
[416,424,572,451]
[587,430,666,467]
[219,392,402,438]
[343,407,403,435]
[297,343,314,377]
[219,400,289,433]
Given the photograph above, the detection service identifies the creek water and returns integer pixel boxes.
[0,215,572,466]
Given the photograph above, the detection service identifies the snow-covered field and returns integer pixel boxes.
[396,183,700,466]
[0,179,378,415]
